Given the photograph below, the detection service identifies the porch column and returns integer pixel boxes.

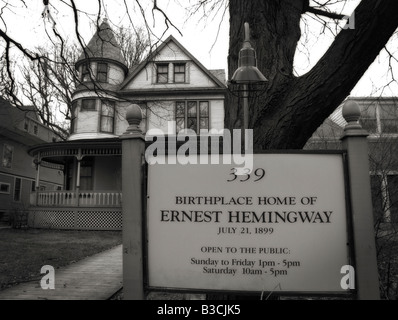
[75,150,83,206]
[34,153,41,206]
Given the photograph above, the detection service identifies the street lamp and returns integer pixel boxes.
[230,22,268,133]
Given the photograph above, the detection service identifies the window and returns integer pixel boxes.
[175,101,209,134]
[174,63,186,83]
[13,178,21,202]
[31,181,36,192]
[81,99,96,111]
[24,119,29,131]
[80,158,93,190]
[33,124,38,135]
[0,183,10,194]
[2,144,13,168]
[97,62,108,82]
[359,104,377,133]
[358,101,398,134]
[100,100,115,133]
[387,175,398,223]
[379,103,398,134]
[81,63,90,82]
[156,64,168,83]
[70,101,78,134]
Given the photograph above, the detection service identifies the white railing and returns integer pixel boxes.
[32,191,122,207]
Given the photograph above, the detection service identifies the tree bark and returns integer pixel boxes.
[227,0,398,149]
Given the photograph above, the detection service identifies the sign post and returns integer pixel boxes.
[121,105,145,300]
[340,100,380,300]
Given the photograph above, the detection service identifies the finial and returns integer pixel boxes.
[124,104,143,136]
[342,100,361,129]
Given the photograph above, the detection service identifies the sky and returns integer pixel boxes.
[2,0,398,97]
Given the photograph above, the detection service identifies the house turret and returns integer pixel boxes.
[70,19,128,141]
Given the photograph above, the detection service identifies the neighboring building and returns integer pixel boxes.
[28,20,226,230]
[305,97,398,226]
[0,99,63,225]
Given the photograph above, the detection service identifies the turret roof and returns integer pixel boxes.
[76,19,127,71]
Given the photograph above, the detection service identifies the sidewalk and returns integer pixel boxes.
[0,244,123,300]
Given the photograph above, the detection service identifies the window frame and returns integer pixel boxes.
[70,101,78,134]
[156,63,169,84]
[175,100,210,134]
[100,100,116,134]
[174,63,186,83]
[13,177,22,202]
[96,62,108,83]
[81,99,97,112]
[81,63,91,82]
[0,182,10,194]
[2,143,14,169]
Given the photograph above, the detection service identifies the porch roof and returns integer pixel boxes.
[28,138,122,164]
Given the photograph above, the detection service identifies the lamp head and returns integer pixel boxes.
[230,22,268,85]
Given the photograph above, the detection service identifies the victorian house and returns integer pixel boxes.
[28,20,226,230]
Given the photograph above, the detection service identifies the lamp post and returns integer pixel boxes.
[230,22,268,136]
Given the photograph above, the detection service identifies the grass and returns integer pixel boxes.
[0,228,122,290]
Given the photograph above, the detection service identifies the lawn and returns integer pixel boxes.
[0,228,122,290]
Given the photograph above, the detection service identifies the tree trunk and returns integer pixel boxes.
[227,0,398,149]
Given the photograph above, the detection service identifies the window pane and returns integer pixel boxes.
[2,144,13,168]
[387,175,398,223]
[157,74,168,83]
[176,102,185,116]
[381,119,398,133]
[188,102,197,117]
[82,63,90,82]
[82,99,96,111]
[176,118,185,134]
[101,116,114,133]
[158,65,168,73]
[97,73,107,82]
[200,118,209,130]
[101,101,115,116]
[359,119,377,133]
[199,102,209,116]
[360,104,377,118]
[187,118,197,132]
[175,64,185,73]
[174,73,185,83]
[379,104,398,119]
[98,63,107,72]
[370,175,384,222]
[14,178,21,201]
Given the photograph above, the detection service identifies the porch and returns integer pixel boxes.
[28,139,123,231]
[29,190,122,230]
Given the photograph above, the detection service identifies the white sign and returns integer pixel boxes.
[146,153,350,293]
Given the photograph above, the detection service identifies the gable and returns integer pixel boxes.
[120,36,226,91]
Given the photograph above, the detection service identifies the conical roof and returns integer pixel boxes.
[76,19,127,71]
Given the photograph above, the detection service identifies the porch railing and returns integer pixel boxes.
[30,191,122,207]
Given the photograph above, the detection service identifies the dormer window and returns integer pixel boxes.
[97,62,108,83]
[156,64,168,83]
[174,63,186,83]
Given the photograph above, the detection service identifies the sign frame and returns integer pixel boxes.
[142,150,356,297]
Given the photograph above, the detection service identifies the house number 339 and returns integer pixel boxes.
[227,168,266,182]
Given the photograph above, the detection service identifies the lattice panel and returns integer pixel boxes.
[33,210,75,229]
[76,210,122,230]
